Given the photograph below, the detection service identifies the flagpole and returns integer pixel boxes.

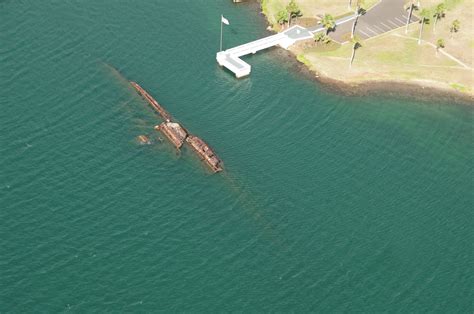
[220,15,223,52]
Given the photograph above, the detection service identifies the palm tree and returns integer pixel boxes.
[418,9,430,45]
[356,0,366,12]
[436,38,445,56]
[432,3,445,33]
[321,14,336,35]
[450,19,460,38]
[350,35,362,68]
[277,10,288,28]
[351,0,366,39]
[286,0,301,27]
[286,3,291,28]
[405,0,418,34]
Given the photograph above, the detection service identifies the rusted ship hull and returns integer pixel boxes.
[131,80,223,173]
[130,81,172,121]
[154,123,187,149]
[186,135,223,173]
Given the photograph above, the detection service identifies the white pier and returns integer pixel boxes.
[216,25,313,78]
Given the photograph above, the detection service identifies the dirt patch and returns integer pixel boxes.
[295,17,319,28]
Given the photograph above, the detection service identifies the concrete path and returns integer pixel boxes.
[307,15,357,33]
[217,0,418,78]
[393,33,472,69]
[316,0,419,43]
[216,25,313,77]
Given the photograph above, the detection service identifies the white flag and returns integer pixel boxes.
[221,15,230,25]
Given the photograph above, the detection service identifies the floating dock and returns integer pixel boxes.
[131,81,223,173]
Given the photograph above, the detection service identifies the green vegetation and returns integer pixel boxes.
[450,82,471,93]
[262,0,379,30]
[261,0,270,17]
[352,1,366,38]
[321,14,336,35]
[449,19,460,37]
[416,0,461,11]
[405,0,418,34]
[436,38,445,56]
[297,54,312,67]
[432,3,446,33]
[296,26,471,93]
[261,0,473,94]
[349,35,362,68]
[418,9,431,44]
[314,32,332,44]
[286,0,302,27]
[436,38,445,48]
[277,10,288,26]
[314,32,324,42]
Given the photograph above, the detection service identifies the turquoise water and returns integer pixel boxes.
[1,1,472,311]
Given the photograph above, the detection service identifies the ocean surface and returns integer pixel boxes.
[1,0,472,312]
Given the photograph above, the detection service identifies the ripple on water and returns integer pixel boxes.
[1,0,473,312]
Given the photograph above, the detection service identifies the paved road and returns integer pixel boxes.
[311,0,419,43]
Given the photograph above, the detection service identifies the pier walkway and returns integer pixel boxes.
[216,25,313,78]
[217,0,414,77]
[216,17,357,78]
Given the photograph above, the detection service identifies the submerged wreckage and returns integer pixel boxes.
[131,81,223,173]
[155,122,187,149]
[186,135,222,173]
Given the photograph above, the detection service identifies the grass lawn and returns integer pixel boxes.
[297,26,472,93]
[259,0,473,94]
[413,0,473,68]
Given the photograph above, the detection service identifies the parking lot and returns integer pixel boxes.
[326,0,419,43]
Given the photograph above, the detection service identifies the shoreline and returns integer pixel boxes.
[243,0,473,106]
[269,47,474,106]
